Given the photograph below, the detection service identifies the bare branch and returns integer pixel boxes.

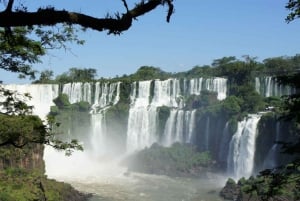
[121,0,129,12]
[0,0,174,34]
[5,0,14,12]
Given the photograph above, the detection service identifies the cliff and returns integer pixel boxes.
[0,143,91,201]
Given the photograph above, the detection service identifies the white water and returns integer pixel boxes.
[186,109,196,143]
[126,81,158,152]
[227,114,261,180]
[204,116,210,150]
[0,84,59,119]
[2,81,279,188]
[263,122,281,169]
[89,82,121,156]
[189,77,227,100]
[255,76,296,97]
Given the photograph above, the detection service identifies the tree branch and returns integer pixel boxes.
[0,0,174,34]
[5,0,14,12]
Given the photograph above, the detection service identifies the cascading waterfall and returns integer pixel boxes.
[263,122,281,169]
[151,79,182,107]
[204,116,210,150]
[186,109,196,143]
[218,122,231,164]
[62,82,91,104]
[163,109,178,146]
[126,81,158,153]
[189,77,227,100]
[0,84,59,119]
[255,76,296,97]
[227,114,262,179]
[126,77,228,152]
[2,76,293,181]
[89,82,121,156]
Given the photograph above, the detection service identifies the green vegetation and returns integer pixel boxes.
[0,168,90,201]
[125,143,213,177]
[48,94,91,147]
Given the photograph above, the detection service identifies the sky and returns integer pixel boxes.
[1,0,300,83]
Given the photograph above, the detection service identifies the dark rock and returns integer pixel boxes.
[219,178,241,200]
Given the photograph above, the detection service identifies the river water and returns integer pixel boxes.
[44,147,226,201]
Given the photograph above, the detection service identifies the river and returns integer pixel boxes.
[44,147,226,201]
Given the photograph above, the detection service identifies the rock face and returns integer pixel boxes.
[219,178,241,200]
[0,143,90,201]
[0,143,45,172]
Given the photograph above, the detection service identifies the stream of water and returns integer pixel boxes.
[45,147,226,201]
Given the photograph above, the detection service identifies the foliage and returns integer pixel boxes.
[241,161,300,201]
[125,143,213,177]
[0,27,44,80]
[185,91,218,109]
[0,86,33,115]
[52,94,71,109]
[221,96,242,116]
[0,88,83,155]
[0,168,90,201]
[33,69,55,84]
[48,94,91,148]
[55,68,97,83]
[0,114,46,148]
[119,66,172,81]
[286,0,300,22]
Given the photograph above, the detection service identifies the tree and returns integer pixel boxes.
[0,88,82,155]
[0,1,174,155]
[35,69,54,83]
[0,0,174,33]
[0,0,174,80]
[286,0,300,22]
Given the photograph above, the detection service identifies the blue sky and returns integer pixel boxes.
[1,0,300,83]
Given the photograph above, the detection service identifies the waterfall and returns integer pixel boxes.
[255,77,260,94]
[218,122,230,163]
[186,109,196,143]
[62,82,91,104]
[162,109,196,146]
[1,84,59,119]
[126,81,158,152]
[3,79,291,181]
[227,114,261,179]
[255,76,296,97]
[163,109,178,146]
[190,78,203,95]
[263,122,281,169]
[204,117,210,150]
[189,77,227,100]
[151,79,182,108]
[89,82,121,155]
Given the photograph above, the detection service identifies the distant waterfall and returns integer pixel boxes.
[1,84,59,119]
[89,82,121,156]
[62,82,92,104]
[263,122,281,169]
[126,77,228,152]
[189,77,227,100]
[255,76,296,97]
[127,81,158,152]
[227,114,261,179]
[151,79,182,107]
[186,110,196,143]
[204,117,210,150]
[218,122,230,163]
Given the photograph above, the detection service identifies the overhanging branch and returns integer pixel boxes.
[0,0,174,34]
